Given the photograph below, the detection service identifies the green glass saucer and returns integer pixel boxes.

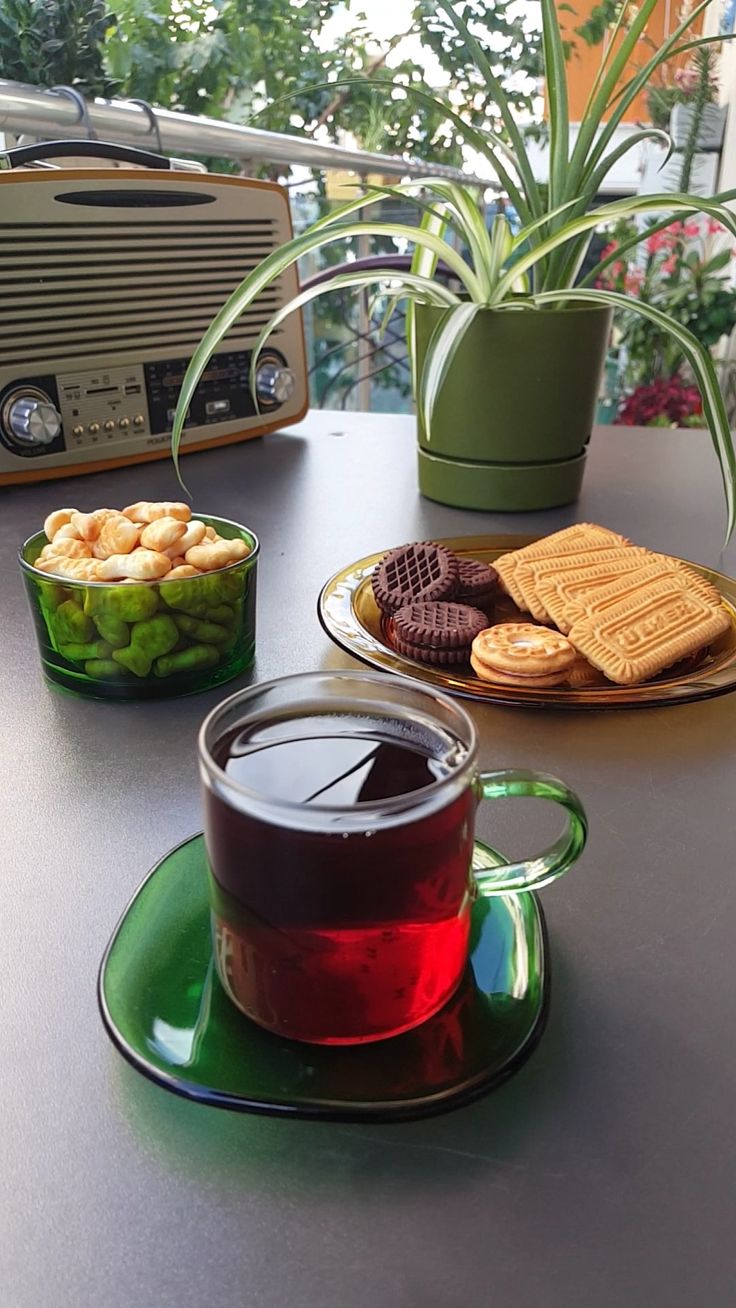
[98,835,549,1122]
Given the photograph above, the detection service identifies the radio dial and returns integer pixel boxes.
[2,391,61,449]
[255,361,296,406]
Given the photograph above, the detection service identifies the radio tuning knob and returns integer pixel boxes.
[255,361,296,406]
[3,391,61,449]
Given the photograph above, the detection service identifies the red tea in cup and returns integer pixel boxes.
[199,673,586,1045]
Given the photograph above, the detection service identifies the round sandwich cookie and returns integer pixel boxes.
[454,558,499,610]
[372,541,459,615]
[390,600,488,665]
[470,623,577,687]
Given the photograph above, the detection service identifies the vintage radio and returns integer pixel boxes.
[0,141,308,484]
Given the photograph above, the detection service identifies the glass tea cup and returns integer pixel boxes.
[199,671,587,1045]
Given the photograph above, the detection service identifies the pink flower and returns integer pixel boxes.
[646,231,669,254]
[707,218,723,235]
[684,221,701,238]
[674,66,699,95]
[601,241,618,260]
[660,255,678,276]
[624,270,645,295]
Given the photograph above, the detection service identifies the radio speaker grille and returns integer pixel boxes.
[0,218,285,364]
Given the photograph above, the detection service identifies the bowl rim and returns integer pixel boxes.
[18,512,259,587]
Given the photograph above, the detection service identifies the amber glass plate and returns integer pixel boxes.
[318,534,736,709]
[98,834,548,1122]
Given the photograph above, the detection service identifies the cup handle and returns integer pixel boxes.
[471,770,587,896]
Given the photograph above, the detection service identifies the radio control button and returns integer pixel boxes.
[255,361,296,406]
[72,424,84,437]
[88,422,100,435]
[133,414,145,427]
[104,420,115,432]
[1,390,61,450]
[118,417,131,430]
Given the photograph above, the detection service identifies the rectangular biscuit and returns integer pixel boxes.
[534,551,667,631]
[516,545,644,621]
[564,655,610,688]
[568,577,731,684]
[576,557,724,624]
[493,523,631,611]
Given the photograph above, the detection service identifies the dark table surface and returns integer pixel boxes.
[3,411,736,1308]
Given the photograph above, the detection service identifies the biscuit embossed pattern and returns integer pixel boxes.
[318,535,736,709]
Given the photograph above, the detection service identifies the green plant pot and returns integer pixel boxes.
[414,302,612,511]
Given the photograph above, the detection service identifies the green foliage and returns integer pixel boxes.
[171,0,736,540]
[106,1,349,124]
[678,46,720,192]
[102,0,542,167]
[599,218,736,386]
[573,0,623,48]
[0,0,117,95]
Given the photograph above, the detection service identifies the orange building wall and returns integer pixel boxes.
[558,0,704,123]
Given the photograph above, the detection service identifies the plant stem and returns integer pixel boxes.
[679,54,711,193]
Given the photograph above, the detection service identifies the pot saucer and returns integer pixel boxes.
[98,834,549,1123]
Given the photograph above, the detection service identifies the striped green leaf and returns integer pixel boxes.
[492,193,736,301]
[408,205,450,396]
[534,289,736,545]
[246,270,460,402]
[580,0,713,184]
[170,218,479,484]
[577,191,736,289]
[246,73,532,224]
[418,303,481,443]
[432,0,542,218]
[540,0,570,211]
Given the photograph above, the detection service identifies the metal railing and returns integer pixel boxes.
[0,79,490,183]
[0,79,491,415]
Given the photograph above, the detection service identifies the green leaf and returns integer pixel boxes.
[411,180,494,299]
[245,269,460,402]
[535,288,736,545]
[170,218,478,487]
[577,190,736,288]
[703,249,733,274]
[245,73,532,223]
[582,0,713,182]
[577,128,673,215]
[304,179,462,241]
[430,0,543,219]
[568,0,659,192]
[540,0,570,210]
[488,214,514,287]
[418,303,481,443]
[608,33,735,113]
[408,204,450,397]
[493,192,736,301]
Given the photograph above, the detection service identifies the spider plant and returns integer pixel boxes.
[172,0,736,540]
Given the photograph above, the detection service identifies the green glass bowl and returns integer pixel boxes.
[19,514,258,700]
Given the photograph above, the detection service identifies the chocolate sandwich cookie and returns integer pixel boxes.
[390,600,488,665]
[454,558,499,611]
[372,541,459,615]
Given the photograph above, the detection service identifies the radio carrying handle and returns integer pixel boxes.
[0,139,173,171]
